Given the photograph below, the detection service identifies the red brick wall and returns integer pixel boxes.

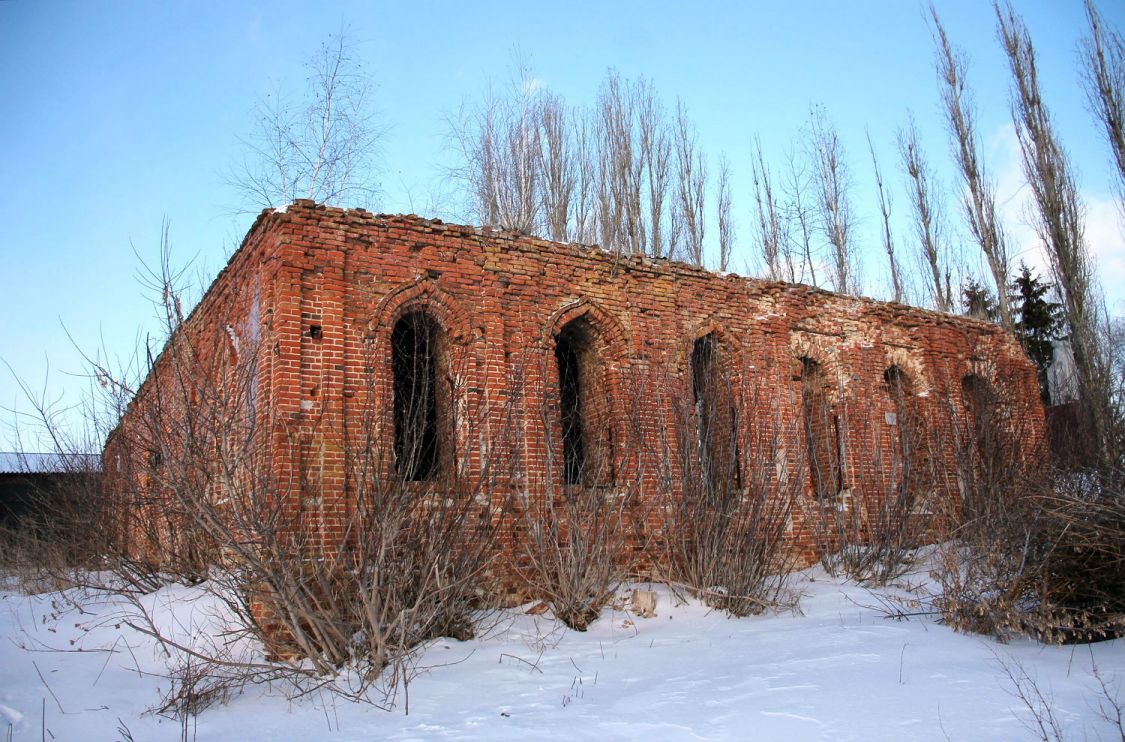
[107,199,1047,577]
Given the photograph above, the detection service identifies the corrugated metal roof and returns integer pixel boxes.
[0,452,101,474]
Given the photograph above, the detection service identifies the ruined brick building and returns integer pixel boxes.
[105,199,1045,581]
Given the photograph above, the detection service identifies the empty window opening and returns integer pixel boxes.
[884,366,912,494]
[692,334,738,497]
[801,358,842,500]
[885,366,931,509]
[392,311,441,481]
[884,367,911,456]
[961,374,998,440]
[555,320,587,485]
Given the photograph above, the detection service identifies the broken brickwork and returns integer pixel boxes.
[105,200,1046,580]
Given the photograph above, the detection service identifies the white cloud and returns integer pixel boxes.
[990,124,1048,275]
[986,123,1125,315]
[1084,194,1125,315]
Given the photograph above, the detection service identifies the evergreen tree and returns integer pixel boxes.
[961,278,999,323]
[1009,262,1064,403]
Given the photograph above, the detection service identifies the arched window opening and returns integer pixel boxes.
[556,325,585,484]
[884,366,922,501]
[392,311,443,481]
[961,374,998,441]
[801,358,842,500]
[554,316,609,486]
[692,334,739,498]
[885,366,913,445]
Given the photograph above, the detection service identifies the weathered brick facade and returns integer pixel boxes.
[106,199,1045,579]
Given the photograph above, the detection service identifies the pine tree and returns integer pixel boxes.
[961,278,999,323]
[1009,262,1064,403]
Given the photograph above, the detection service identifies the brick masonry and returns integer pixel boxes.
[105,199,1046,578]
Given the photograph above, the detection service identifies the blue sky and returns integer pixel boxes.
[1,0,1122,451]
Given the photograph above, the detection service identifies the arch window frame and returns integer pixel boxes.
[390,309,449,482]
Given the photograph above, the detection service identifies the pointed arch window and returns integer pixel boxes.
[391,311,446,481]
[960,374,998,442]
[692,334,740,498]
[800,358,842,500]
[884,365,922,503]
[553,315,612,486]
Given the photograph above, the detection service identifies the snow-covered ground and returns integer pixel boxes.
[1,566,1121,741]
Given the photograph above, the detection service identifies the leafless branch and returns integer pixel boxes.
[930,6,1013,329]
[898,117,954,312]
[808,106,857,296]
[996,0,1118,466]
[867,128,903,304]
[227,27,382,212]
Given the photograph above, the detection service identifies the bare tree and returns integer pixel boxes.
[751,137,786,281]
[931,7,1014,330]
[448,94,499,227]
[783,146,818,286]
[447,59,545,234]
[450,66,715,266]
[497,66,542,234]
[1083,0,1125,220]
[596,71,641,255]
[898,117,954,312]
[229,28,382,212]
[996,1,1117,462]
[637,82,673,259]
[809,107,857,295]
[538,91,575,242]
[866,129,904,304]
[716,155,734,272]
[572,114,600,244]
[590,73,682,258]
[672,102,708,266]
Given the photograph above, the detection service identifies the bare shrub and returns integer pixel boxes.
[516,480,633,631]
[928,371,1063,640]
[157,654,248,720]
[919,355,1125,644]
[511,330,639,631]
[45,231,511,710]
[803,377,938,586]
[932,382,1037,637]
[993,648,1125,742]
[0,365,159,593]
[994,651,1068,742]
[0,458,105,592]
[647,340,804,616]
[1090,655,1125,739]
[1033,475,1125,641]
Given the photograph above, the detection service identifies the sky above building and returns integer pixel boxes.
[1,0,1122,451]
